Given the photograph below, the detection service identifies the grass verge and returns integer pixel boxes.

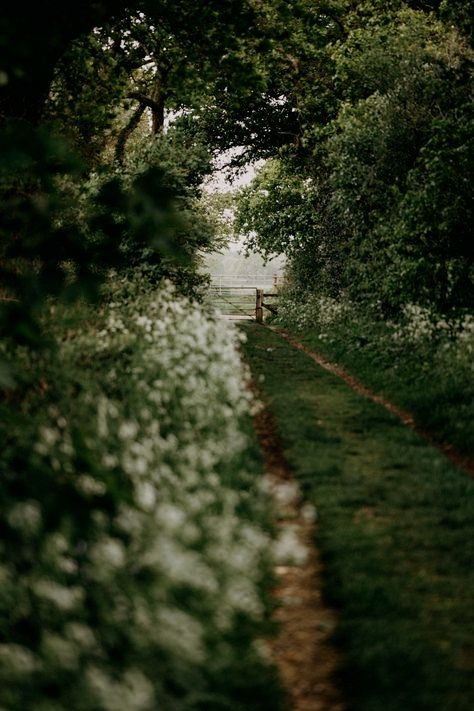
[274,314,474,460]
[240,321,474,711]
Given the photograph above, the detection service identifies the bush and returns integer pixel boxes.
[0,277,280,710]
[274,289,474,454]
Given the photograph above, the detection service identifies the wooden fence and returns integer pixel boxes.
[209,274,284,321]
[210,274,284,294]
[255,288,279,323]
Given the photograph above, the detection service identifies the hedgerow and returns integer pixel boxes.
[0,277,281,711]
[274,290,474,457]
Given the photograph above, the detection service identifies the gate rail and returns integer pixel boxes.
[209,280,282,322]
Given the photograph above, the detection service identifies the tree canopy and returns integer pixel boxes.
[231,1,473,312]
[0,0,472,352]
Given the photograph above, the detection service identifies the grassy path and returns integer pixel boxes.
[274,327,474,477]
[252,400,346,711]
[240,322,474,711]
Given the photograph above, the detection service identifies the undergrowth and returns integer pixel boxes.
[0,277,282,711]
[273,293,474,458]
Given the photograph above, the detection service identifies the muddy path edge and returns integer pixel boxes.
[251,386,347,711]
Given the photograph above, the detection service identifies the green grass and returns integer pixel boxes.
[289,321,474,460]
[240,322,474,711]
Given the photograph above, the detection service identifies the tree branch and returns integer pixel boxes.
[127,91,163,114]
[115,103,146,164]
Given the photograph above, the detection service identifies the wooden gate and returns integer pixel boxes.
[209,275,283,320]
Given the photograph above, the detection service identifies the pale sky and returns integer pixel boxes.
[204,149,264,193]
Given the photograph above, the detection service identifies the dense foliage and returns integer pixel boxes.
[274,290,474,455]
[1,1,473,707]
[0,3,284,707]
[0,278,282,710]
[0,0,268,353]
[234,2,473,314]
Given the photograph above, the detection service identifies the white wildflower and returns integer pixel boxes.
[0,644,38,675]
[134,481,156,510]
[41,634,79,671]
[34,580,84,611]
[89,537,126,570]
[156,608,205,664]
[65,623,97,651]
[7,500,42,535]
[76,475,106,497]
[119,421,139,440]
[274,527,308,566]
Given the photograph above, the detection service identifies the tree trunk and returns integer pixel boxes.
[151,81,166,134]
[0,3,128,126]
[115,104,147,164]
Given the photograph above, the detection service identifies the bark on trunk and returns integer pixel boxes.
[115,104,147,164]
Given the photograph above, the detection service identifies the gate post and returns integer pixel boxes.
[256,288,263,323]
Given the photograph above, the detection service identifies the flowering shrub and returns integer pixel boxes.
[274,289,474,454]
[391,303,451,344]
[274,287,474,466]
[277,290,474,369]
[386,304,474,378]
[0,278,280,710]
[275,290,351,337]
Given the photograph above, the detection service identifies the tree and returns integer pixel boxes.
[234,4,473,312]
[0,0,269,348]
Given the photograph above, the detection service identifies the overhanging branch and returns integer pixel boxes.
[127,91,163,114]
[115,103,146,164]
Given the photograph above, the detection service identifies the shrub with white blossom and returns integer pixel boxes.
[275,291,350,336]
[274,290,474,453]
[0,278,281,710]
[276,290,474,371]
[392,305,474,365]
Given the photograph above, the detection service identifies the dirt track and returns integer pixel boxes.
[253,402,346,711]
